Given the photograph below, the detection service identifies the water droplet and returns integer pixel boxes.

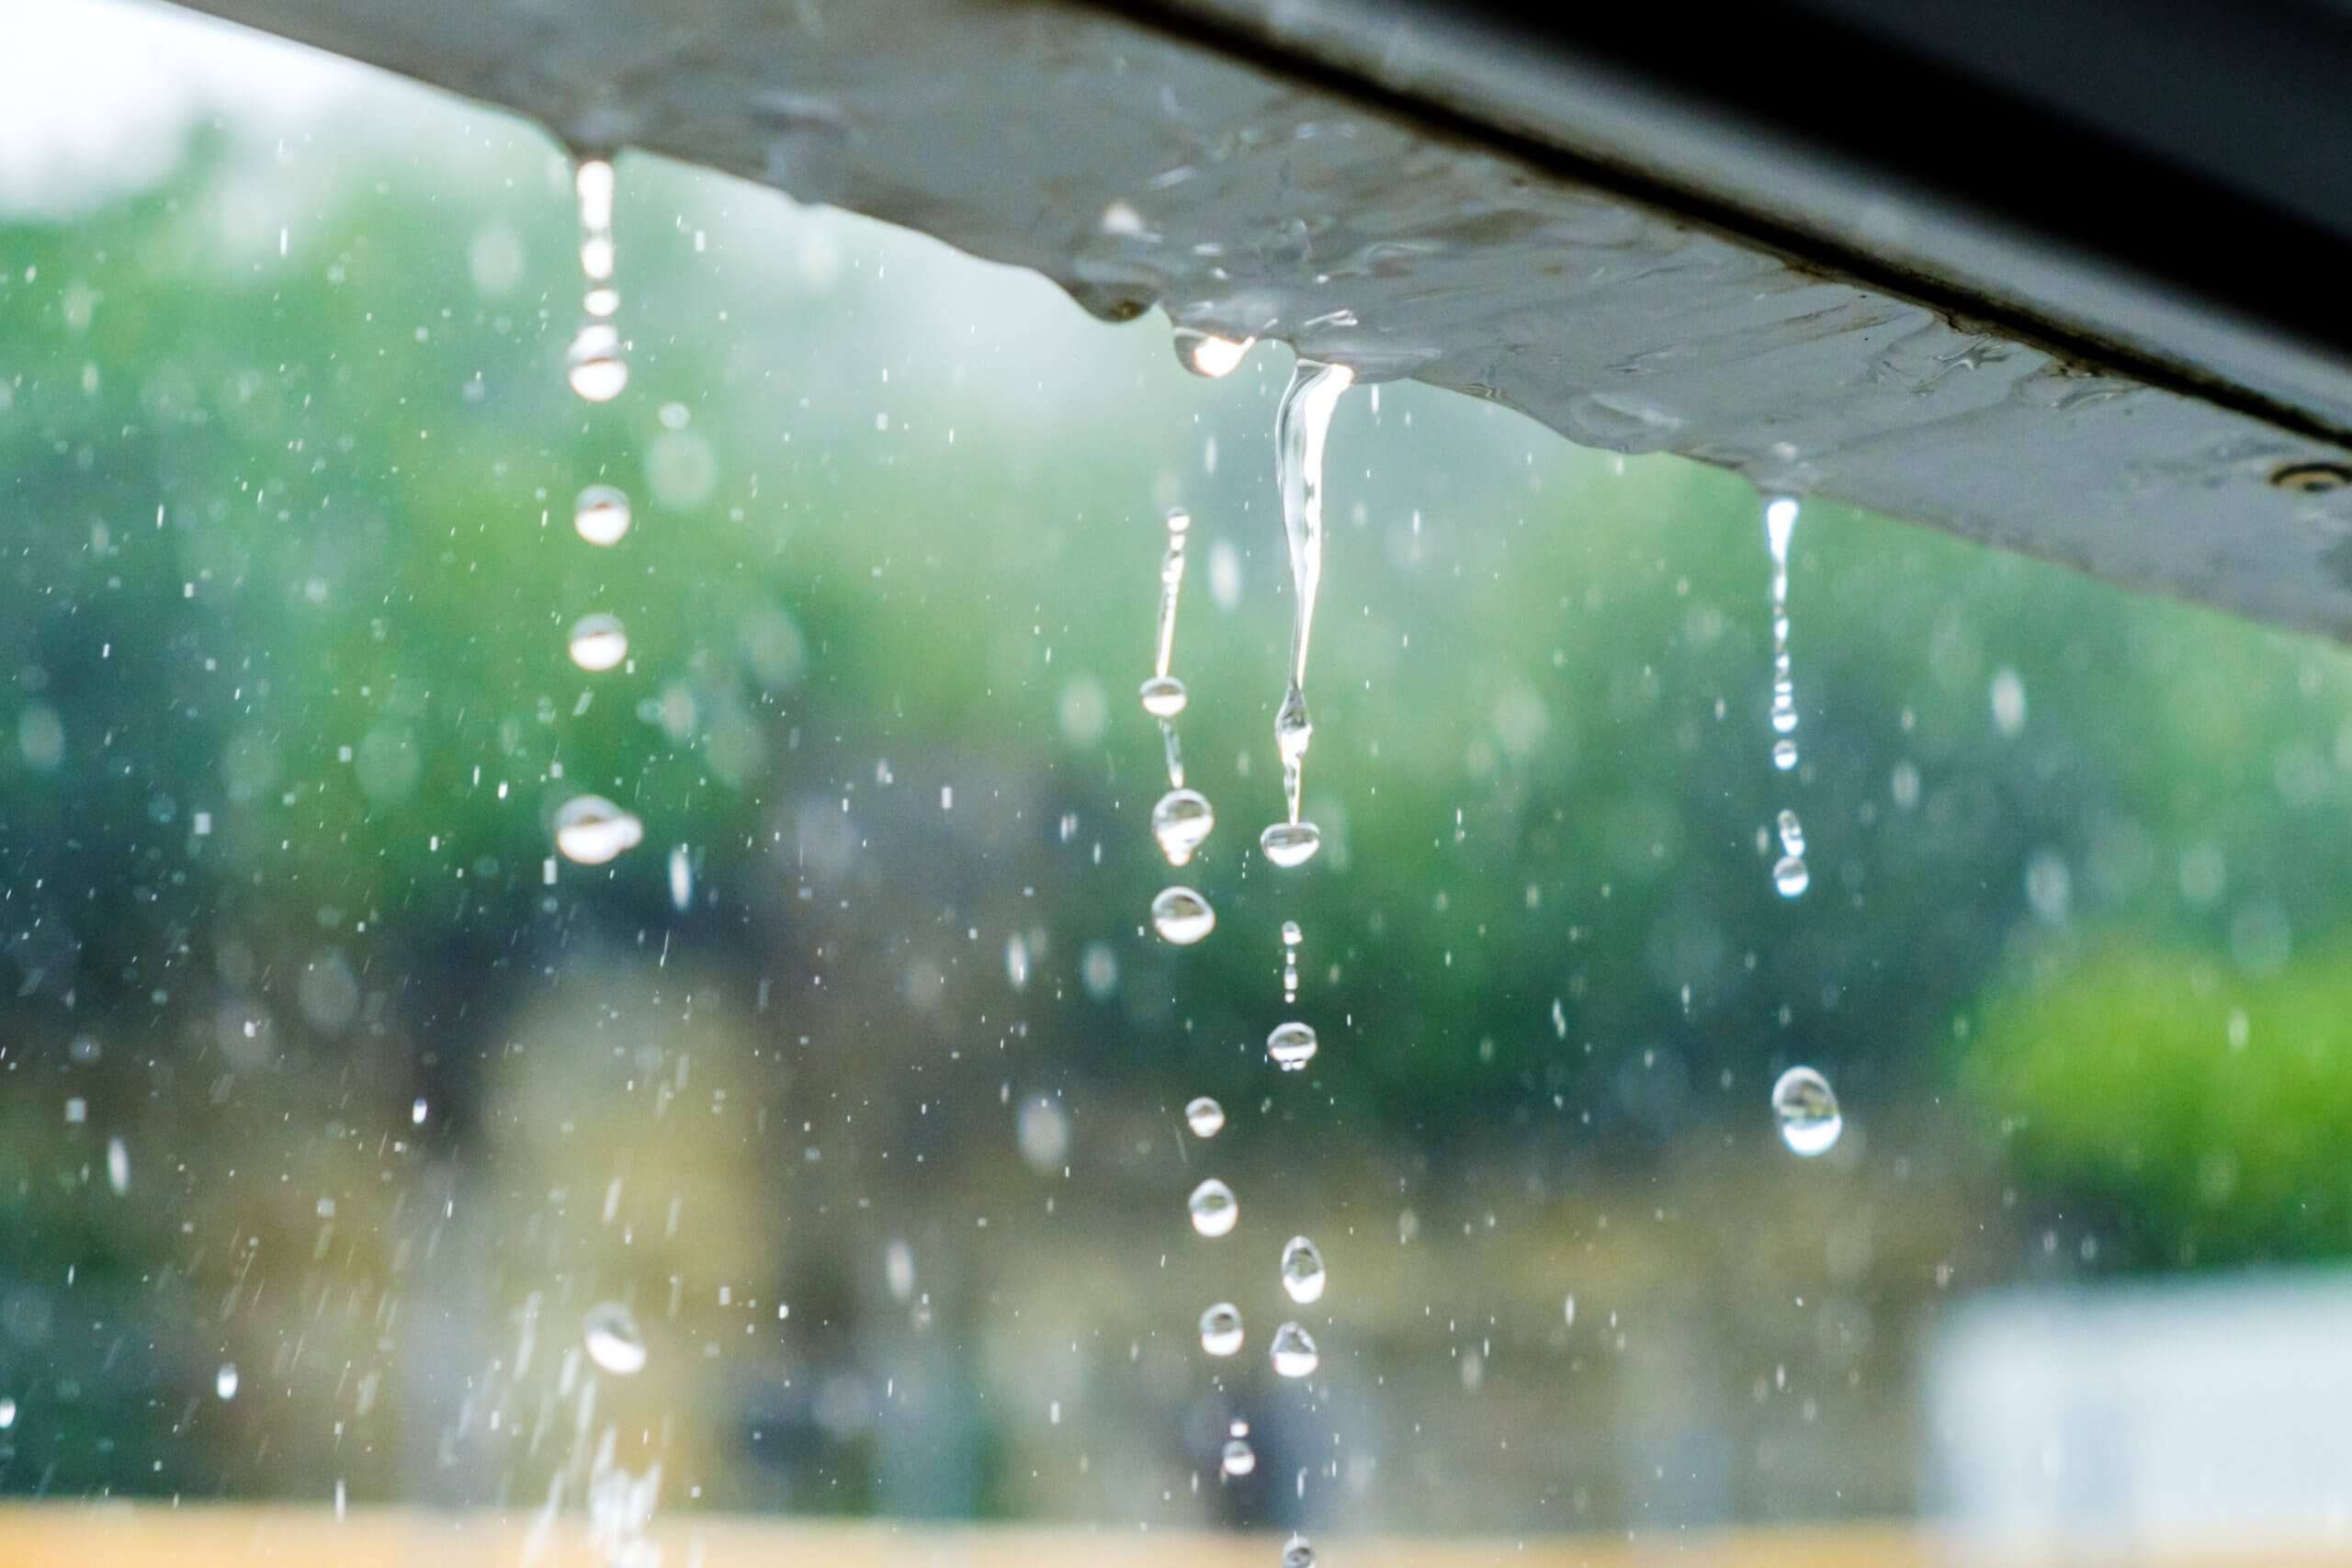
[1776,808,1805,859]
[1771,1066,1842,1156]
[412,1098,428,1125]
[1139,675,1188,717]
[1185,1096,1227,1138]
[554,795,646,865]
[1271,361,1352,829]
[568,613,629,671]
[106,1135,128,1195]
[1151,886,1216,944]
[1151,788,1216,866]
[1266,1021,1317,1071]
[1772,738,1798,771]
[1772,855,1809,897]
[1279,1235,1326,1303]
[1188,1178,1238,1237]
[1174,328,1255,378]
[1221,1436,1257,1476]
[1281,920,1303,947]
[1259,821,1322,868]
[583,1301,649,1374]
[669,844,694,911]
[216,1362,239,1400]
[0,1398,15,1428]
[573,484,633,546]
[1563,1293,1576,1326]
[1199,1302,1244,1356]
[1151,508,1192,683]
[567,321,628,401]
[1281,1533,1316,1568]
[1270,1321,1318,1378]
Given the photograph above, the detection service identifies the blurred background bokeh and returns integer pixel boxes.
[7,0,2352,1551]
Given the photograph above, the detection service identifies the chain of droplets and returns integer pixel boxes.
[1763,496,1807,899]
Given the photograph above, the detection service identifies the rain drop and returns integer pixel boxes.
[106,1135,128,1196]
[1771,1066,1842,1156]
[1266,1021,1317,1071]
[1279,1235,1326,1303]
[573,484,633,546]
[1270,1321,1318,1378]
[1188,1178,1238,1237]
[0,1399,14,1429]
[1259,821,1322,868]
[1173,328,1254,378]
[554,795,645,865]
[1185,1096,1227,1138]
[583,1301,649,1375]
[567,321,628,402]
[1151,886,1216,944]
[1220,1435,1257,1476]
[1772,855,1810,898]
[1151,788,1216,866]
[568,613,629,671]
[1281,1534,1316,1568]
[1199,1301,1244,1356]
[216,1362,239,1401]
[668,844,694,911]
[1139,675,1189,718]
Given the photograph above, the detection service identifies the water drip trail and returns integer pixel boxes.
[1762,495,1806,898]
[1150,507,1193,791]
[568,157,628,401]
[1270,359,1353,839]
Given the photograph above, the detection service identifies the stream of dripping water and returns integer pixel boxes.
[568,157,628,402]
[1763,495,1806,898]
[1261,360,1353,868]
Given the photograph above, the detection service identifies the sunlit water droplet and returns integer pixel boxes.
[1199,1301,1244,1356]
[1772,738,1797,771]
[1185,1096,1226,1138]
[1139,675,1188,718]
[1771,1066,1842,1156]
[669,844,694,911]
[1281,919,1302,1002]
[1280,1235,1326,1303]
[583,1301,649,1374]
[216,1362,239,1400]
[568,612,629,671]
[1776,808,1805,860]
[1188,1178,1238,1237]
[1151,788,1215,866]
[1259,821,1322,868]
[554,795,645,865]
[1267,1021,1317,1071]
[1174,327,1255,378]
[1564,1293,1577,1326]
[1772,855,1809,897]
[1221,1435,1258,1476]
[568,321,628,401]
[1153,507,1191,681]
[1281,1533,1316,1568]
[573,484,633,546]
[1151,886,1216,944]
[1270,1321,1318,1378]
[106,1135,128,1195]
[0,1398,15,1429]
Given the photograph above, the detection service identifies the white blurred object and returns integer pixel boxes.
[1930,1273,2352,1557]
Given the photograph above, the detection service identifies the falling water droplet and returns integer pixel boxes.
[1279,1235,1326,1303]
[553,795,645,865]
[573,484,633,546]
[1151,788,1216,866]
[1564,1293,1577,1326]
[1772,738,1798,771]
[1266,1021,1317,1071]
[216,1362,239,1401]
[1281,919,1302,1002]
[1188,1178,1238,1237]
[1152,507,1191,679]
[568,613,629,671]
[1174,328,1255,378]
[1221,1434,1258,1476]
[1199,1302,1244,1356]
[1776,809,1805,860]
[1151,886,1216,944]
[1259,821,1322,868]
[1185,1096,1227,1138]
[1281,1534,1316,1568]
[583,1301,649,1374]
[668,844,693,911]
[567,322,628,402]
[0,1398,15,1429]
[1270,1321,1319,1378]
[1772,855,1809,897]
[1139,675,1189,718]
[1771,1066,1842,1156]
[412,1097,428,1125]
[106,1135,128,1195]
